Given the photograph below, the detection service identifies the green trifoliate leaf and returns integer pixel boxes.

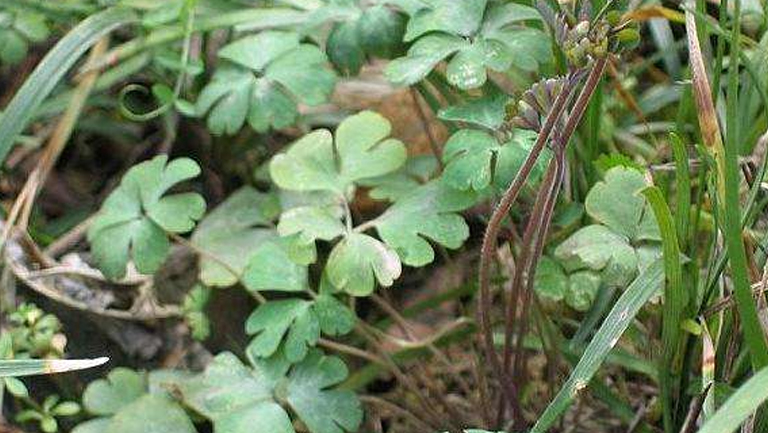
[534,256,568,302]
[75,368,195,433]
[534,257,604,311]
[82,369,145,416]
[312,2,405,73]
[585,166,659,241]
[246,295,355,362]
[442,129,498,191]
[554,225,638,285]
[493,130,549,190]
[565,271,602,311]
[196,31,337,134]
[404,0,488,41]
[359,155,438,202]
[286,350,363,433]
[387,0,549,89]
[385,33,467,86]
[178,350,362,433]
[242,237,309,293]
[277,205,345,247]
[103,394,195,433]
[192,187,280,287]
[372,180,476,267]
[327,21,365,76]
[88,156,205,280]
[178,353,293,433]
[0,11,49,65]
[438,88,511,130]
[357,5,406,58]
[313,294,356,335]
[270,111,407,197]
[247,299,318,362]
[327,233,401,296]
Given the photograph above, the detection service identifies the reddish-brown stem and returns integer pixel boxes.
[477,72,577,426]
[509,58,608,388]
[501,155,560,372]
[495,154,561,426]
[478,56,608,428]
[512,149,566,388]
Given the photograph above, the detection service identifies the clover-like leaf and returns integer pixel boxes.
[178,353,293,433]
[534,256,568,303]
[438,88,511,130]
[192,187,280,287]
[535,257,604,311]
[404,0,488,41]
[270,111,407,197]
[385,33,467,87]
[442,129,543,192]
[246,295,355,362]
[372,180,476,266]
[178,350,361,433]
[554,225,638,286]
[358,155,438,202]
[196,31,337,134]
[277,205,345,247]
[327,233,402,296]
[585,167,660,241]
[286,350,363,433]
[313,294,356,336]
[102,394,196,433]
[0,10,49,65]
[75,369,195,433]
[87,155,205,280]
[82,369,145,416]
[386,0,549,89]
[242,237,309,293]
[312,2,406,75]
[247,299,317,362]
[565,271,602,311]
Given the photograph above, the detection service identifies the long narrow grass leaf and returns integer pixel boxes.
[530,259,664,432]
[697,367,768,433]
[722,0,768,369]
[0,358,109,377]
[642,186,686,433]
[669,133,691,249]
[0,7,138,165]
[685,0,768,368]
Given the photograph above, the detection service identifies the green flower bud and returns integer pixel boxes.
[606,10,623,27]
[615,28,640,50]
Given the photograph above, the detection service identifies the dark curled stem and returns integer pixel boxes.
[477,56,608,427]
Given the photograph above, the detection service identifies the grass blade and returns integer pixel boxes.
[669,133,691,250]
[0,358,109,377]
[721,0,768,369]
[642,186,686,432]
[0,7,138,165]
[696,367,768,433]
[530,259,664,433]
[685,0,768,368]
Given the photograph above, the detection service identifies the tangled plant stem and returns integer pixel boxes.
[476,56,608,427]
